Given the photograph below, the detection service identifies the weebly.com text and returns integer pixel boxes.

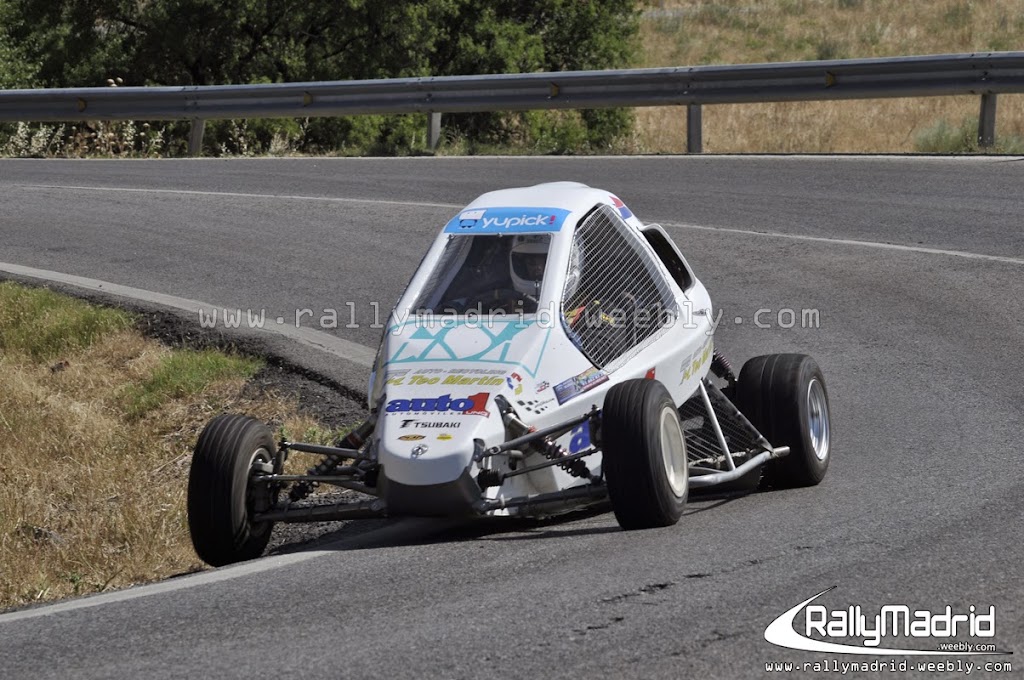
[764,659,1012,675]
[196,301,821,333]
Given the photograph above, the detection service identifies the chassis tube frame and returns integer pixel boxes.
[687,447,790,488]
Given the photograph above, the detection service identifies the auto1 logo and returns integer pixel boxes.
[386,392,490,416]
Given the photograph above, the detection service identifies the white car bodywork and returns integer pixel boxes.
[187,180,831,566]
[367,182,714,514]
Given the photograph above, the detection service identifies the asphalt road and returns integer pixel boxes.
[0,156,1021,679]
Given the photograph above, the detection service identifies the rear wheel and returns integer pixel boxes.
[734,354,831,488]
[187,414,279,566]
[602,379,688,529]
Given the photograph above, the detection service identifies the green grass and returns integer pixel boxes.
[0,282,133,361]
[121,349,262,418]
[0,281,322,608]
[914,117,1024,154]
[277,422,346,445]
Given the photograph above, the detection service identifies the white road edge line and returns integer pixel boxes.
[661,221,1024,266]
[0,546,331,624]
[12,183,1023,265]
[0,262,377,367]
[13,183,464,210]
[0,519,447,624]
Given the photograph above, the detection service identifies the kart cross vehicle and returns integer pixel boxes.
[187,182,832,566]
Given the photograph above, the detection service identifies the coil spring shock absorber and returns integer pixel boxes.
[710,349,737,385]
[288,419,376,502]
[493,395,595,482]
[536,438,594,480]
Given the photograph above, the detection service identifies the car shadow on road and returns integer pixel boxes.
[267,490,754,556]
[268,505,619,555]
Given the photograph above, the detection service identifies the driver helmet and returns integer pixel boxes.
[509,235,549,297]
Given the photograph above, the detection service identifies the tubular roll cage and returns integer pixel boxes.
[250,378,791,523]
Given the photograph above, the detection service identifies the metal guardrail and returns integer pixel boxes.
[1,51,1022,155]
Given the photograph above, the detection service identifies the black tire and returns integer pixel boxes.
[187,414,278,566]
[602,379,688,529]
[734,354,831,489]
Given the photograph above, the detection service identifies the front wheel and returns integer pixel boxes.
[602,379,688,529]
[734,354,831,488]
[187,414,279,566]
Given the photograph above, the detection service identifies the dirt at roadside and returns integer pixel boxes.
[0,275,380,580]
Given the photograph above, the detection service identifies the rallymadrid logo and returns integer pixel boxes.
[765,587,1011,656]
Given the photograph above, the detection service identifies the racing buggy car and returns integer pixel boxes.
[187,182,832,566]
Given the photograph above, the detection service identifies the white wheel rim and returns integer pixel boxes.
[806,378,830,461]
[247,447,273,514]
[248,446,271,472]
[659,405,688,497]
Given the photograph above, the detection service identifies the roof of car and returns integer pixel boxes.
[464,182,612,215]
[443,182,629,235]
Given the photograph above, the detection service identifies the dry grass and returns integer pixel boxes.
[0,283,344,609]
[636,0,1024,152]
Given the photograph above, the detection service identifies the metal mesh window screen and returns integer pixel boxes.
[561,205,677,369]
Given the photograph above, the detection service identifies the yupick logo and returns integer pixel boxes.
[481,214,555,229]
[765,587,1010,656]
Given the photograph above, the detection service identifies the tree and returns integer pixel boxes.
[3,0,641,153]
[0,0,38,88]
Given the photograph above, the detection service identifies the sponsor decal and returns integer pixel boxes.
[390,321,528,364]
[447,374,503,386]
[765,587,1010,656]
[445,367,506,375]
[444,207,571,233]
[400,419,462,429]
[680,339,713,383]
[437,433,453,441]
[609,195,633,219]
[516,397,555,415]
[458,209,485,221]
[398,434,425,441]
[535,380,550,393]
[553,367,609,405]
[567,424,591,453]
[385,320,552,379]
[505,371,524,396]
[388,373,502,386]
[386,392,490,416]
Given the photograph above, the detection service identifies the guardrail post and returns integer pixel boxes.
[188,118,206,157]
[977,94,997,148]
[427,112,442,151]
[686,104,703,154]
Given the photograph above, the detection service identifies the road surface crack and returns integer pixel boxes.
[601,581,677,604]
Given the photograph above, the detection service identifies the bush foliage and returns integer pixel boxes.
[0,0,640,155]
